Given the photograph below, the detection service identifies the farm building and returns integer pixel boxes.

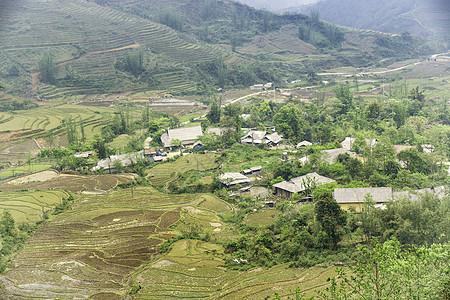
[241,166,262,176]
[241,130,282,146]
[341,137,377,151]
[219,172,250,189]
[92,152,146,172]
[207,127,230,136]
[273,172,335,198]
[393,145,416,154]
[297,140,312,148]
[333,187,393,212]
[160,125,203,148]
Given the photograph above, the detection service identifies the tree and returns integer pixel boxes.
[172,138,182,153]
[318,239,450,300]
[37,51,56,84]
[314,195,347,249]
[335,84,353,113]
[207,95,221,123]
[274,104,303,142]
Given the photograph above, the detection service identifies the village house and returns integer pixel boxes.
[219,172,250,189]
[393,145,416,154]
[241,166,262,176]
[92,152,146,172]
[273,172,335,198]
[241,130,282,147]
[341,137,377,151]
[160,125,203,149]
[207,127,229,136]
[296,140,312,148]
[144,148,157,157]
[333,187,393,212]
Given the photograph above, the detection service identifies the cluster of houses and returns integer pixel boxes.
[159,125,284,150]
[86,123,447,212]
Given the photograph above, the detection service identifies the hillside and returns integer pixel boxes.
[295,0,450,43]
[0,0,434,99]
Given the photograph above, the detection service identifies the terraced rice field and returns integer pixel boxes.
[0,190,69,223]
[0,104,142,162]
[0,0,230,97]
[0,164,52,181]
[147,153,219,187]
[0,187,233,298]
[0,172,134,194]
[133,238,336,299]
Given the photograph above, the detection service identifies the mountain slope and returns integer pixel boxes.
[0,0,434,99]
[295,0,450,43]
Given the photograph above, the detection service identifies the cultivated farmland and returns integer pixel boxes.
[0,187,233,298]
[0,189,69,224]
[133,238,336,299]
[147,153,219,187]
[0,103,143,163]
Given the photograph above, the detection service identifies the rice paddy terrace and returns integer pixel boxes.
[0,0,231,97]
[0,103,142,163]
[0,186,234,299]
[147,153,219,188]
[0,189,69,224]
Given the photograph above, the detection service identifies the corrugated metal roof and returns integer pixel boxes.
[161,125,203,147]
[219,172,250,186]
[274,172,335,193]
[333,187,393,204]
[297,141,312,148]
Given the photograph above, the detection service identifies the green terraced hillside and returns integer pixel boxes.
[0,0,432,99]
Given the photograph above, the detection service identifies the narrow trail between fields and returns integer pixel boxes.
[31,43,141,92]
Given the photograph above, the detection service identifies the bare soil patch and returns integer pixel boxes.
[7,169,59,184]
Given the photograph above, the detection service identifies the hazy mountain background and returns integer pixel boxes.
[237,0,319,12]
[239,0,450,43]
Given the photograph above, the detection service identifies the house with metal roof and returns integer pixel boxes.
[160,125,203,148]
[273,172,335,198]
[241,130,282,146]
[92,152,146,172]
[333,187,393,212]
[297,140,312,148]
[219,172,250,188]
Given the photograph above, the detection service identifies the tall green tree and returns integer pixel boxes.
[37,51,56,84]
[274,104,303,142]
[335,84,353,113]
[207,95,221,123]
[314,195,347,249]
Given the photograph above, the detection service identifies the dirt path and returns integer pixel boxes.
[31,43,141,92]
